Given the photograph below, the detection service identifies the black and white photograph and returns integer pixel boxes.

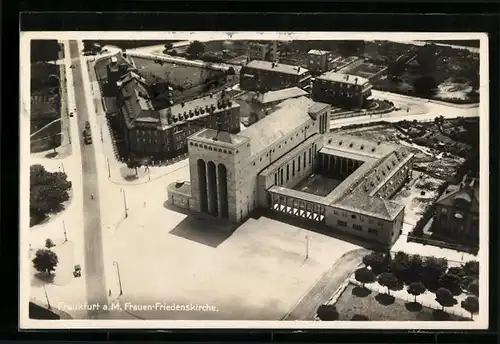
[20,31,489,329]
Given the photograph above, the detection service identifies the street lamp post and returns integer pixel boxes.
[60,162,65,173]
[107,158,111,178]
[113,261,123,295]
[121,188,128,218]
[62,220,68,243]
[67,127,71,144]
[43,284,51,310]
[305,235,309,260]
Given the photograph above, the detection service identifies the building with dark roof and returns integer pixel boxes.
[312,71,373,109]
[115,70,241,158]
[239,60,312,92]
[433,179,479,244]
[168,96,414,248]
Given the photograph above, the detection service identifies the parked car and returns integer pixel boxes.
[73,264,81,278]
[85,121,90,129]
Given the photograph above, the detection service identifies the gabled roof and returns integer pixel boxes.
[256,87,309,105]
[437,186,479,213]
[237,96,317,157]
[308,49,330,56]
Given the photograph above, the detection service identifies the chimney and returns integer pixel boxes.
[354,77,358,85]
[209,93,213,98]
[345,75,349,81]
[181,102,185,107]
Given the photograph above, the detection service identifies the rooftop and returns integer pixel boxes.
[256,87,310,105]
[190,128,248,147]
[308,49,330,56]
[317,71,371,86]
[323,133,399,159]
[157,92,240,128]
[437,184,479,213]
[238,96,318,157]
[245,60,309,76]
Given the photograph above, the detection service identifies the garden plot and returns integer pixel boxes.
[391,173,446,226]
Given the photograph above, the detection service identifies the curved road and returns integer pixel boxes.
[283,248,370,321]
[69,41,108,318]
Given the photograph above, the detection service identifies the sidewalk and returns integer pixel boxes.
[28,40,88,319]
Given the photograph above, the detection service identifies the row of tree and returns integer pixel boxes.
[30,165,72,226]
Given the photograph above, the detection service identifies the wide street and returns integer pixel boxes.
[69,41,108,317]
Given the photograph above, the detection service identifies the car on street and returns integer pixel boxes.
[83,128,92,145]
[85,121,90,129]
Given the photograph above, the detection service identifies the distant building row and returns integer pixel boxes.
[239,59,373,109]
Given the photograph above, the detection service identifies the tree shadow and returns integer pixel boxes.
[123,174,139,181]
[45,151,59,159]
[432,309,451,321]
[405,301,423,312]
[351,314,370,321]
[33,272,55,285]
[352,286,371,298]
[375,293,395,306]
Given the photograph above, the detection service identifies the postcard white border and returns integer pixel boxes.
[20,31,489,330]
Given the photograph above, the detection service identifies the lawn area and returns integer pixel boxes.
[293,174,343,197]
[334,283,468,321]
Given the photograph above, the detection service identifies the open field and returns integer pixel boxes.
[96,162,364,320]
[334,283,468,321]
[132,56,228,103]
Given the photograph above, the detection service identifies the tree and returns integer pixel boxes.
[362,251,391,274]
[407,254,424,283]
[186,41,205,59]
[439,273,462,295]
[407,282,426,303]
[461,296,479,320]
[413,75,438,96]
[377,272,401,296]
[164,42,174,50]
[390,251,412,282]
[354,267,376,289]
[316,304,339,321]
[338,40,365,56]
[45,238,56,249]
[32,249,59,276]
[463,260,479,278]
[387,60,405,77]
[30,164,72,226]
[435,287,457,311]
[126,153,140,175]
[468,279,479,297]
[31,40,61,62]
[226,66,236,75]
[447,266,466,279]
[422,256,448,290]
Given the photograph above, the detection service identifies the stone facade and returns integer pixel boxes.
[168,96,414,248]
